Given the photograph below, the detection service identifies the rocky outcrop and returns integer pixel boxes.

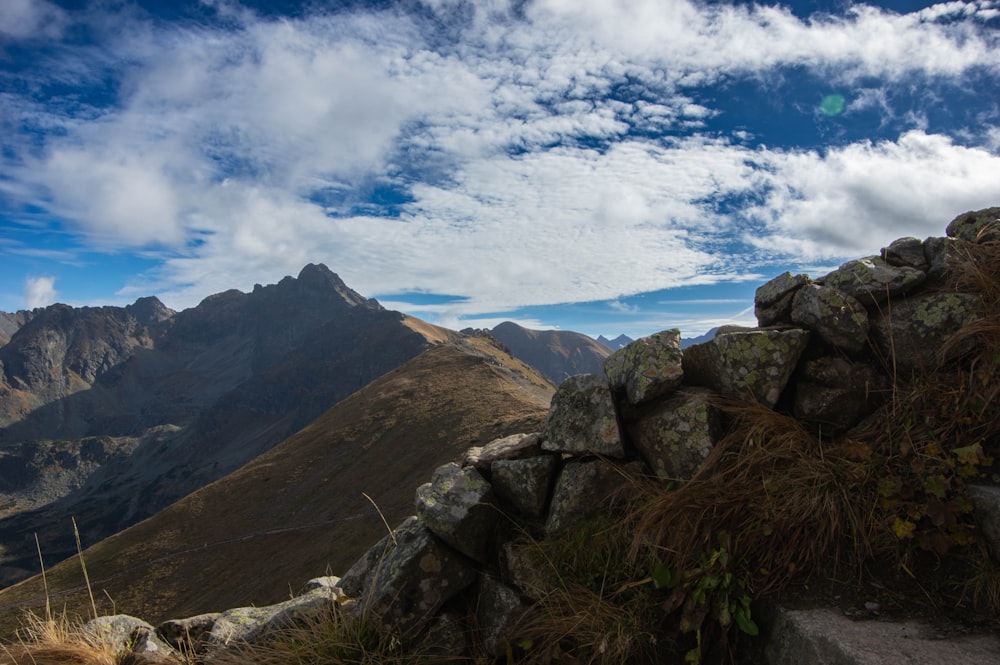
[73,209,1000,665]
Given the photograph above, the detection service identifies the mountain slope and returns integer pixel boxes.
[488,321,610,386]
[0,336,552,628]
[0,265,452,588]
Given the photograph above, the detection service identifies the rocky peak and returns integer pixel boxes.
[126,297,175,325]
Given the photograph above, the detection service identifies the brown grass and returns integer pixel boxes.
[0,612,122,665]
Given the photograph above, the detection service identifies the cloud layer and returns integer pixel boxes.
[1,0,999,330]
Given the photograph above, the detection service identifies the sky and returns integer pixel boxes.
[1,0,999,339]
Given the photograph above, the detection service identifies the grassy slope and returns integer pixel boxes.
[0,336,553,631]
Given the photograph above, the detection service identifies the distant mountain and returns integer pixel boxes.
[0,264,455,587]
[0,336,553,626]
[680,327,719,349]
[596,334,634,351]
[487,321,611,386]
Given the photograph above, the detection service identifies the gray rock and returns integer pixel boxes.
[762,605,1000,665]
[682,329,810,408]
[545,459,630,535]
[969,484,1000,563]
[491,454,558,518]
[300,576,342,593]
[881,237,928,270]
[502,541,550,602]
[755,272,812,326]
[629,388,721,481]
[476,575,530,657]
[84,615,159,653]
[156,612,219,653]
[541,374,624,457]
[870,292,981,375]
[419,611,468,659]
[416,462,498,562]
[946,207,1000,243]
[464,432,543,472]
[207,587,337,646]
[337,516,478,632]
[791,285,869,354]
[820,256,925,306]
[604,329,684,405]
[793,357,888,435]
[923,236,962,283]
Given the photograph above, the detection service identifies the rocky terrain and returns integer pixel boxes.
[2,206,990,665]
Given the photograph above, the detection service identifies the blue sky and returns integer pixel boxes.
[1,0,998,339]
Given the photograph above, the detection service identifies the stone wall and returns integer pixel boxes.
[88,207,1000,664]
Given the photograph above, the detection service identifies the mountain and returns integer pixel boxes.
[680,327,719,349]
[596,333,634,351]
[0,336,553,628]
[0,264,455,588]
[487,321,611,386]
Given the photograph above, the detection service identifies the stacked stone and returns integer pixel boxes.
[87,208,1000,664]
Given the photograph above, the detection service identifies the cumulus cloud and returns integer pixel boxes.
[24,276,57,308]
[1,0,999,325]
[0,0,66,41]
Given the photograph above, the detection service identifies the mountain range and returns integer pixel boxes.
[0,266,608,598]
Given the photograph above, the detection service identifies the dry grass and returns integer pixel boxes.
[0,612,123,665]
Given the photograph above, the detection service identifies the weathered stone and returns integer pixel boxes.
[464,432,543,472]
[157,613,219,653]
[969,484,1000,563]
[924,235,963,283]
[629,388,721,481]
[84,615,158,653]
[604,329,684,405]
[541,374,624,457]
[476,575,530,657]
[791,284,869,354]
[502,541,550,602]
[762,605,1000,665]
[300,576,342,594]
[793,357,888,435]
[337,516,478,632]
[755,272,812,326]
[416,462,498,563]
[881,237,928,270]
[820,256,925,306]
[419,611,468,659]
[870,292,981,375]
[120,653,180,665]
[545,459,629,535]
[946,207,1000,243]
[491,454,558,518]
[682,329,810,408]
[207,587,337,646]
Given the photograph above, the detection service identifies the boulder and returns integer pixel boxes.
[502,541,550,602]
[881,237,928,270]
[969,484,1000,563]
[207,586,337,646]
[793,357,888,435]
[491,454,559,518]
[604,329,684,405]
[337,516,478,632]
[923,235,963,283]
[791,285,869,354]
[545,459,632,535]
[629,388,721,481]
[755,272,811,327]
[476,575,531,657]
[156,612,219,653]
[84,615,171,655]
[464,432,543,472]
[946,207,1000,243]
[415,462,499,563]
[541,374,624,457]
[682,329,810,408]
[870,292,981,375]
[820,257,925,306]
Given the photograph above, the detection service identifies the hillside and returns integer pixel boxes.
[0,265,452,588]
[487,321,610,385]
[0,336,553,629]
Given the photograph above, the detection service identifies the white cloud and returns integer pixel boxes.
[0,0,66,41]
[747,131,1000,259]
[24,275,57,308]
[2,1,999,325]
